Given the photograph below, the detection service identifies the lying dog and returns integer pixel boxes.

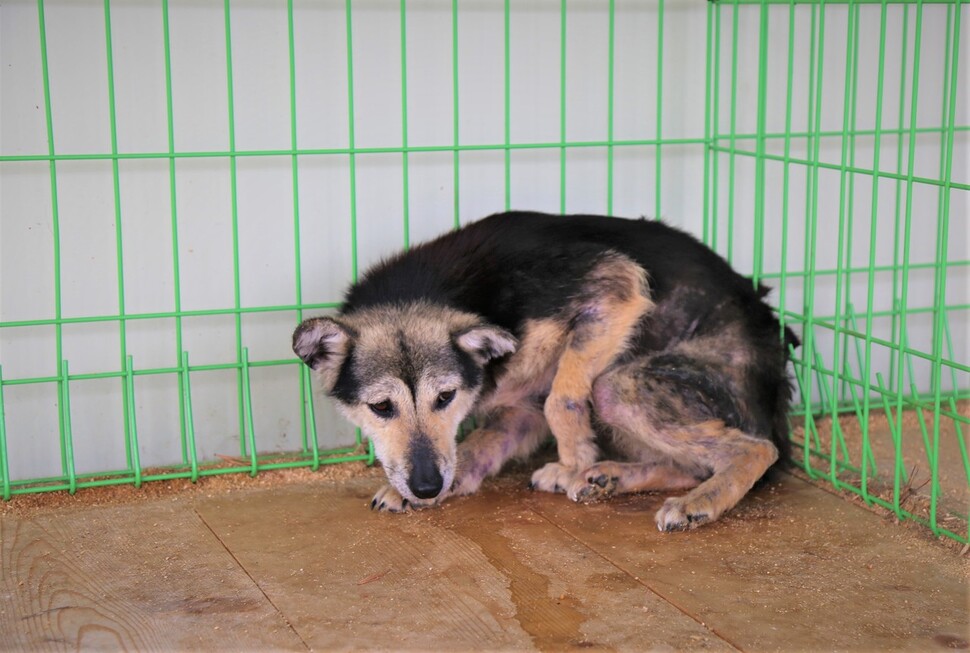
[293,211,797,531]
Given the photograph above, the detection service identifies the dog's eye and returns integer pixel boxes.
[368,400,395,418]
[434,390,456,410]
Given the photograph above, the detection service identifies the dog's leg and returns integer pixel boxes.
[651,425,777,530]
[589,355,779,530]
[531,253,653,496]
[572,459,705,502]
[451,407,548,497]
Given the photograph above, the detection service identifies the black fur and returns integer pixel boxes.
[341,211,797,458]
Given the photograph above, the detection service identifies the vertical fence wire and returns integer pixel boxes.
[702,1,714,246]
[726,1,740,265]
[655,0,664,220]
[859,1,892,502]
[929,2,962,536]
[161,0,189,464]
[452,0,461,228]
[219,0,248,459]
[504,0,511,211]
[0,366,10,500]
[124,355,142,487]
[888,5,910,396]
[777,0,798,343]
[709,3,722,252]
[559,0,567,213]
[827,0,858,487]
[102,0,134,475]
[751,0,770,287]
[400,0,411,250]
[606,0,616,216]
[286,0,313,460]
[798,0,827,477]
[343,0,370,461]
[34,0,65,480]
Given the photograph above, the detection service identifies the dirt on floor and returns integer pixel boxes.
[0,459,384,519]
[790,400,969,551]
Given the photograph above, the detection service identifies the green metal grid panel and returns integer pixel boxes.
[0,0,967,543]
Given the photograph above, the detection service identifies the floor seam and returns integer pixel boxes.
[193,507,312,652]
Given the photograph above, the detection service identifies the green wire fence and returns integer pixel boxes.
[0,0,966,543]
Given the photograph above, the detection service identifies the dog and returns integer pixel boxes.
[293,211,798,531]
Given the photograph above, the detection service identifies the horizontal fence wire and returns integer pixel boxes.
[0,0,967,543]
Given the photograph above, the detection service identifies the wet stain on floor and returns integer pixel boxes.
[436,501,593,651]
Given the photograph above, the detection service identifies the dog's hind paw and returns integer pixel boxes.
[655,496,711,532]
[370,484,411,513]
[573,465,620,503]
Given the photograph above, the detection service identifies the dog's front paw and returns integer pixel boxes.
[655,495,713,532]
[450,470,483,497]
[529,462,589,501]
[370,485,411,513]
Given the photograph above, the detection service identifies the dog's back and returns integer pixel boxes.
[344,212,759,330]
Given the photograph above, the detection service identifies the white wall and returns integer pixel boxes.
[1,0,966,481]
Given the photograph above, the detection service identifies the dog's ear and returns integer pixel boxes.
[292,317,355,373]
[454,324,518,365]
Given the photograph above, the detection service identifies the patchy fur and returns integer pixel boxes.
[294,211,797,531]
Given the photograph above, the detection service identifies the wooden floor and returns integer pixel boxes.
[2,469,968,651]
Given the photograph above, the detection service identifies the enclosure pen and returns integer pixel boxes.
[0,0,967,545]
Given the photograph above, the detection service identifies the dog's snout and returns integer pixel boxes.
[408,436,444,499]
[408,457,444,499]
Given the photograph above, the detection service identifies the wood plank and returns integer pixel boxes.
[195,476,735,651]
[525,472,970,652]
[0,502,307,651]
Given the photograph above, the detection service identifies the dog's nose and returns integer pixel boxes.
[408,459,444,499]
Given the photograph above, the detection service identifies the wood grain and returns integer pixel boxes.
[1,502,306,651]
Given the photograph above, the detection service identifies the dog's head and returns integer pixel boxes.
[292,303,517,503]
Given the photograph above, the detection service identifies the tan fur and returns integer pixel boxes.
[531,254,654,491]
[477,319,567,414]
